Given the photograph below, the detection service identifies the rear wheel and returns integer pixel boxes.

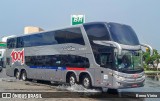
[0,68,2,72]
[82,74,92,89]
[15,70,20,79]
[69,73,77,86]
[21,70,27,81]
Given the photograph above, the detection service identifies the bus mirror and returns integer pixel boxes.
[93,41,122,55]
[140,43,153,56]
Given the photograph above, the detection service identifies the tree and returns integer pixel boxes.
[143,49,160,70]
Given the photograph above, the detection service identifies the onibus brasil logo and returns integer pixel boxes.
[10,49,24,65]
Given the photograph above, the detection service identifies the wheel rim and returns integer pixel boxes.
[22,73,26,80]
[83,77,90,87]
[16,71,20,79]
[70,76,75,85]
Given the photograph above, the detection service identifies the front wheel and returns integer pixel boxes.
[82,74,92,89]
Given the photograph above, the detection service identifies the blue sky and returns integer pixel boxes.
[0,0,160,50]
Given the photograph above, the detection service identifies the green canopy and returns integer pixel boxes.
[0,43,6,47]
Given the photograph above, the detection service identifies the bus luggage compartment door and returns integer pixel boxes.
[54,68,63,81]
[95,68,113,88]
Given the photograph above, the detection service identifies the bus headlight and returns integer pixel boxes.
[118,76,125,81]
[142,75,145,79]
[114,74,125,81]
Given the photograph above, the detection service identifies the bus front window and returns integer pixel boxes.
[116,50,143,73]
[108,22,140,45]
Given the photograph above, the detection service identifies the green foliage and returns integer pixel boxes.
[143,49,160,70]
[143,63,148,71]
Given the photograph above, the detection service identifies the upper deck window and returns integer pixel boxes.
[7,38,16,49]
[83,23,111,43]
[7,27,85,49]
[55,27,85,45]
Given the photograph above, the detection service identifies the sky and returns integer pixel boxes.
[0,0,160,51]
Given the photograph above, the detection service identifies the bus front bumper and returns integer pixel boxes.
[113,78,145,89]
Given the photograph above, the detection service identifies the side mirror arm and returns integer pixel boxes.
[140,43,153,56]
[93,41,122,55]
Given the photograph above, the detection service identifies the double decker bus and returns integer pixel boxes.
[6,22,153,89]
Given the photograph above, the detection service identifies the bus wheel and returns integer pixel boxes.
[0,68,2,72]
[21,70,27,81]
[69,73,77,86]
[15,70,20,79]
[82,74,92,89]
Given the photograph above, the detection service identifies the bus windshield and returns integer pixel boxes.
[116,50,143,73]
[108,23,140,45]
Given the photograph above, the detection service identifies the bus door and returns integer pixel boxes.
[95,52,114,87]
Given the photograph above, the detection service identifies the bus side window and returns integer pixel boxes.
[30,34,43,46]
[36,56,45,66]
[98,53,113,68]
[65,55,90,68]
[11,38,17,48]
[65,28,85,45]
[54,27,85,45]
[25,56,36,66]
[7,39,11,48]
[7,38,16,49]
[17,37,24,48]
[25,55,90,68]
[54,30,66,44]
[23,36,31,47]
[41,32,58,45]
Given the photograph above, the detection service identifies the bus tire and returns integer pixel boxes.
[82,74,92,89]
[15,70,20,79]
[0,68,2,72]
[21,70,27,81]
[69,73,77,86]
